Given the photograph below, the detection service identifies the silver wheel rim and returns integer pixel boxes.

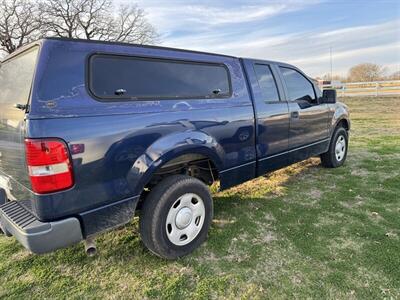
[166,193,205,246]
[335,135,346,161]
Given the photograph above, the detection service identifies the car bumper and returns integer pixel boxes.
[0,200,83,254]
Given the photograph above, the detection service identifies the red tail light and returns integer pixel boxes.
[25,138,74,194]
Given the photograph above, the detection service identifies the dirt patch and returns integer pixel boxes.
[196,250,219,263]
[10,249,31,261]
[264,212,276,222]
[340,195,364,209]
[350,168,371,177]
[329,237,364,253]
[252,231,277,245]
[212,218,236,228]
[314,213,342,227]
[309,188,323,200]
[224,233,252,262]
[291,274,304,285]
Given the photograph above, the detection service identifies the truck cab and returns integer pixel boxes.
[0,38,350,258]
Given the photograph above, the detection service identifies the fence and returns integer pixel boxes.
[321,80,400,97]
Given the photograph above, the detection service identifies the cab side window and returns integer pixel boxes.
[254,64,280,103]
[89,55,231,100]
[280,67,316,103]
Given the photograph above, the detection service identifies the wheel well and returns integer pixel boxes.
[137,154,219,208]
[151,154,219,185]
[337,119,349,131]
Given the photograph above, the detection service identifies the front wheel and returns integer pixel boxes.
[139,175,213,259]
[321,126,349,168]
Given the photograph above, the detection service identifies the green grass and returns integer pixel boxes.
[1,96,399,299]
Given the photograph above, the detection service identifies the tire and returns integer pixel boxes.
[139,175,213,259]
[321,126,348,168]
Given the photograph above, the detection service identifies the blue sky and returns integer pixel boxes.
[129,0,400,77]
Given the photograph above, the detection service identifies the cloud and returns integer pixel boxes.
[134,0,320,34]
[150,5,288,26]
[293,42,400,76]
[130,1,399,77]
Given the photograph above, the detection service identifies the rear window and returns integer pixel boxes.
[0,47,38,106]
[89,54,231,100]
[254,64,280,102]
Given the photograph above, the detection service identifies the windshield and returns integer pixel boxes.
[0,47,39,106]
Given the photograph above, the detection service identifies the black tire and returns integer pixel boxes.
[139,175,213,259]
[321,126,348,168]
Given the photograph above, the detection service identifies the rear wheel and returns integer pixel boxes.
[321,126,348,168]
[139,175,213,259]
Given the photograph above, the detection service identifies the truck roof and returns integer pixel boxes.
[1,37,284,66]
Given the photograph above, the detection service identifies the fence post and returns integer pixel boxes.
[375,82,379,97]
[342,86,345,97]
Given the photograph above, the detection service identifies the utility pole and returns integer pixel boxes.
[330,46,333,81]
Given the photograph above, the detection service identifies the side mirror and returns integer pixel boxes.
[321,89,337,104]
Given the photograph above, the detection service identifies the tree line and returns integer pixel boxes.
[318,63,400,83]
[0,0,157,55]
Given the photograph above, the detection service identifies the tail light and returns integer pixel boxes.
[25,138,74,194]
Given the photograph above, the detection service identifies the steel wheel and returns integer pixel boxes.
[335,135,346,161]
[140,175,213,259]
[165,193,205,246]
[321,126,348,168]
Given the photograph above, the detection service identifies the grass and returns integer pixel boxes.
[1,96,399,299]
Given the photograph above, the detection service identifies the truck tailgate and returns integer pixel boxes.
[0,46,39,199]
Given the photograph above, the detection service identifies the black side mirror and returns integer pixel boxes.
[321,89,337,104]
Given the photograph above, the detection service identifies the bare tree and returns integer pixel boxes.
[0,0,156,56]
[39,0,83,38]
[77,0,112,40]
[40,0,157,44]
[348,63,387,82]
[0,0,42,54]
[96,3,157,44]
[388,70,400,80]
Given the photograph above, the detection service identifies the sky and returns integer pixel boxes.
[129,0,400,78]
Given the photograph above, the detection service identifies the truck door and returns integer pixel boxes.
[278,66,330,161]
[242,60,290,176]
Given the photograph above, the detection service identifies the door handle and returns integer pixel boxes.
[291,111,299,119]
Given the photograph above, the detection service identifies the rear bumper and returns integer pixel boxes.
[0,200,83,254]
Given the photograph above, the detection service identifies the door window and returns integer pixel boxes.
[280,67,316,102]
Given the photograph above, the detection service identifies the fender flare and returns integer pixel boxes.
[330,103,350,137]
[331,117,350,135]
[126,130,225,195]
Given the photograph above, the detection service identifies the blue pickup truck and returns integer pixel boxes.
[0,38,350,259]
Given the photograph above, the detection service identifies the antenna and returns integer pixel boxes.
[330,46,333,81]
